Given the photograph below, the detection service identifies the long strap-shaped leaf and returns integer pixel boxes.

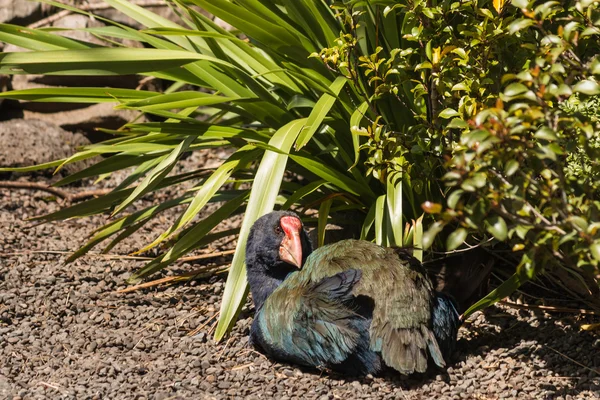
[112,136,195,216]
[104,0,203,52]
[117,91,244,112]
[295,76,347,150]
[462,272,528,318]
[127,191,249,283]
[0,23,93,51]
[67,195,193,263]
[317,198,333,247]
[0,87,156,103]
[374,194,388,247]
[135,146,261,254]
[214,118,307,341]
[290,154,375,200]
[190,0,306,52]
[386,169,403,246]
[0,48,231,75]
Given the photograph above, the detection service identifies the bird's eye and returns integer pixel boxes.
[274,225,283,234]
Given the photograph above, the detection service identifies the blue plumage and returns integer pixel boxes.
[245,211,473,376]
[431,293,460,365]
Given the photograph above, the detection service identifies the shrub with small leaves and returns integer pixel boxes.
[319,0,600,311]
[431,0,600,308]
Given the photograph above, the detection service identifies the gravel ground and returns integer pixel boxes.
[1,156,600,399]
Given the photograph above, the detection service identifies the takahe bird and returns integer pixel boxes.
[245,211,488,376]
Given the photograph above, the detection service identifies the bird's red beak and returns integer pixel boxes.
[279,216,303,268]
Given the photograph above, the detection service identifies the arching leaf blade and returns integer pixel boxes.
[127,191,249,283]
[215,118,307,341]
[295,76,347,150]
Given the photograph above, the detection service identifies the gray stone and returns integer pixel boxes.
[0,119,92,176]
[0,0,40,24]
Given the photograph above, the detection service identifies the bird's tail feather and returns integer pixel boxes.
[431,293,460,363]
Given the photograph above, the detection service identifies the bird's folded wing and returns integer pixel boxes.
[257,269,363,367]
[360,248,445,373]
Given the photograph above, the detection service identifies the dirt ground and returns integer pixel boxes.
[1,152,600,400]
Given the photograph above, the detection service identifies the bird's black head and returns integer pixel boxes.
[245,211,312,308]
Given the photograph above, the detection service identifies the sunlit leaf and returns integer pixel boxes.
[463,273,528,317]
[446,227,467,251]
[486,215,508,241]
[215,118,307,341]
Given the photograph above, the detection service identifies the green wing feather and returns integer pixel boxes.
[301,240,444,374]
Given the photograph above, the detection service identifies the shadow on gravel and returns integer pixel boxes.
[256,303,600,396]
[453,306,600,397]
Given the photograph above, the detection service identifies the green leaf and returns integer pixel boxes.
[349,101,370,169]
[215,118,307,341]
[54,153,159,187]
[515,224,532,240]
[142,27,240,40]
[190,0,308,55]
[486,215,508,240]
[511,0,530,8]
[446,227,467,251]
[438,108,460,119]
[463,272,527,318]
[281,180,326,210]
[447,190,463,209]
[67,195,192,262]
[0,87,156,103]
[295,76,346,149]
[508,19,535,34]
[118,91,244,111]
[534,126,558,141]
[291,155,374,199]
[518,252,536,279]
[423,221,444,250]
[360,202,377,240]
[105,0,184,31]
[504,160,519,176]
[112,136,195,216]
[127,191,248,282]
[318,198,333,247]
[136,147,261,253]
[573,80,600,95]
[412,214,424,262]
[447,118,468,129]
[0,23,93,51]
[590,242,600,261]
[34,188,134,222]
[591,58,600,75]
[0,159,64,173]
[286,95,316,110]
[415,61,432,70]
[479,8,494,19]
[374,195,388,247]
[386,171,403,246]
[504,82,529,96]
[569,216,588,231]
[451,82,470,92]
[0,48,232,75]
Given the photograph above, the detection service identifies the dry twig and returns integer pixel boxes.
[187,311,220,337]
[116,265,229,294]
[0,249,235,263]
[0,181,111,202]
[546,346,600,376]
[499,300,599,316]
